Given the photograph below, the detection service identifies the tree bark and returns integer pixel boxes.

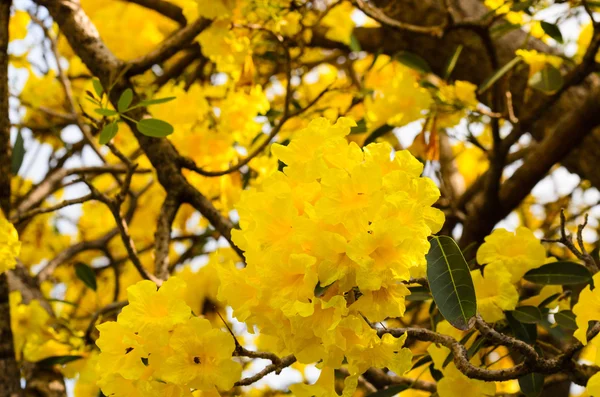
[0,1,24,396]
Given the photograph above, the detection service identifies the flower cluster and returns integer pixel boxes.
[0,211,20,274]
[95,277,241,396]
[216,117,443,389]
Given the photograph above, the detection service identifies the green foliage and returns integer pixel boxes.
[426,236,477,330]
[75,262,97,291]
[87,79,176,144]
[11,130,25,175]
[524,261,593,285]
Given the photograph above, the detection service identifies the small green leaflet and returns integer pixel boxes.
[523,261,592,285]
[540,21,563,44]
[75,262,97,291]
[11,130,25,175]
[99,121,119,145]
[528,63,563,94]
[506,311,537,344]
[518,372,544,397]
[94,108,118,117]
[137,118,174,138]
[349,34,362,52]
[444,45,463,80]
[92,78,103,98]
[478,57,522,94]
[426,236,477,330]
[117,88,133,112]
[37,355,83,367]
[350,119,368,134]
[554,310,577,330]
[395,52,432,74]
[510,306,543,324]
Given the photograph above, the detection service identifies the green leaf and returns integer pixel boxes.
[117,88,133,112]
[411,355,432,370]
[11,130,25,175]
[528,63,563,94]
[395,51,431,74]
[444,45,463,80]
[506,311,537,344]
[349,34,362,52]
[92,78,103,98]
[94,108,118,117]
[540,21,564,44]
[511,306,543,324]
[99,121,119,145]
[518,372,544,397]
[537,293,561,309]
[367,385,408,397]
[37,355,83,367]
[478,57,522,94]
[350,119,368,134]
[554,310,577,330]
[406,286,431,301]
[75,262,97,291]
[524,261,592,285]
[136,118,174,138]
[426,236,477,330]
[135,96,177,108]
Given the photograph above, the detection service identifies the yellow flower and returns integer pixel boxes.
[350,282,410,322]
[472,264,519,323]
[587,372,600,397]
[158,317,241,391]
[516,49,563,77]
[573,273,600,344]
[321,2,356,45]
[437,365,496,397]
[118,277,191,336]
[290,366,358,397]
[0,211,20,274]
[9,10,30,41]
[476,227,546,284]
[96,321,149,380]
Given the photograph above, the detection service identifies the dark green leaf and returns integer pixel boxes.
[367,385,408,397]
[518,372,544,397]
[554,310,577,330]
[350,119,368,134]
[395,52,431,73]
[137,118,174,138]
[75,262,97,291]
[426,236,477,330]
[117,88,133,112]
[94,108,118,117]
[506,311,537,344]
[524,261,592,285]
[11,130,25,175]
[99,121,119,145]
[444,45,463,80]
[537,293,561,309]
[37,355,83,367]
[511,306,543,324]
[92,79,103,98]
[411,355,432,370]
[528,63,563,94]
[349,34,362,52]
[363,124,394,146]
[138,96,177,107]
[407,286,431,301]
[540,21,564,44]
[478,57,522,94]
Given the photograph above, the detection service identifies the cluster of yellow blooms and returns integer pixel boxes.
[216,117,443,392]
[95,277,241,396]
